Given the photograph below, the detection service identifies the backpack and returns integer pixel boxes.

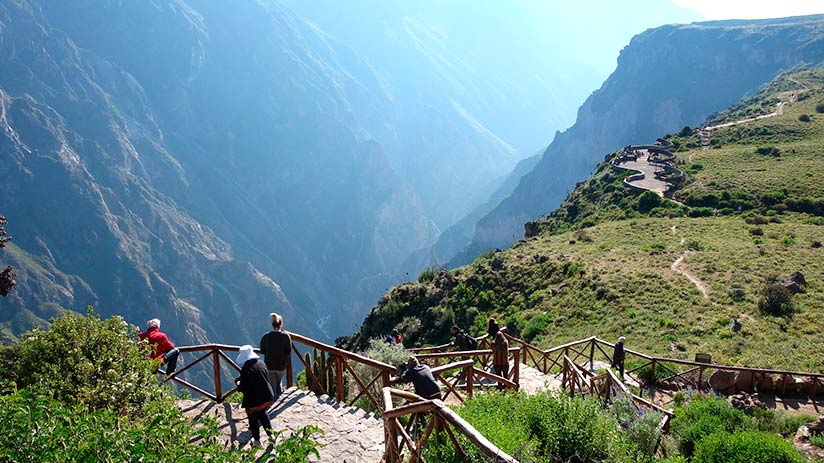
[461,332,478,350]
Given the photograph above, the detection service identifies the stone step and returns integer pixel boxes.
[179,387,384,462]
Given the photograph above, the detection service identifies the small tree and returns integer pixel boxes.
[0,215,14,296]
[758,284,794,317]
[637,191,662,213]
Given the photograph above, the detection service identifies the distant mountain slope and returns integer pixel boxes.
[280,0,701,228]
[456,15,824,264]
[0,0,437,342]
[348,68,824,373]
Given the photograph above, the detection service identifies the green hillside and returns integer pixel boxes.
[348,68,824,373]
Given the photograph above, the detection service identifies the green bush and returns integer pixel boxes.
[637,191,662,214]
[0,389,323,463]
[692,431,805,463]
[688,207,714,218]
[424,391,640,463]
[1,311,324,462]
[670,397,747,456]
[750,408,816,435]
[799,114,811,122]
[758,284,794,317]
[4,308,160,412]
[417,266,440,284]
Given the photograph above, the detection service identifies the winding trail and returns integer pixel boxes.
[670,250,709,298]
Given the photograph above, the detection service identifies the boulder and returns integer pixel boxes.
[524,222,539,238]
[784,271,806,293]
[807,416,824,434]
[756,374,775,393]
[775,374,798,394]
[735,370,757,393]
[709,370,737,393]
[729,391,766,412]
[797,376,820,395]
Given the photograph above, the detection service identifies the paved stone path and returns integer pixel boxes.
[179,387,384,462]
[616,151,670,196]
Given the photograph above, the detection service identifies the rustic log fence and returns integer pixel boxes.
[382,387,518,463]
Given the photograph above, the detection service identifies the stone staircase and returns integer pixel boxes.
[178,387,384,462]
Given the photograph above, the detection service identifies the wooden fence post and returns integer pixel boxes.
[286,350,294,388]
[213,349,222,402]
[589,339,595,372]
[335,356,345,402]
[513,349,520,387]
[467,365,474,398]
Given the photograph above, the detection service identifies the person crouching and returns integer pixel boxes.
[235,345,276,447]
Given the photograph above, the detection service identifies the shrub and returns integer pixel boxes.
[688,207,714,218]
[686,240,704,251]
[670,397,747,456]
[573,229,594,243]
[811,434,824,448]
[745,215,769,225]
[424,391,640,463]
[728,287,746,301]
[7,308,161,412]
[816,103,824,114]
[799,114,811,122]
[758,284,794,317]
[678,125,693,137]
[0,389,323,463]
[692,431,805,463]
[417,266,440,284]
[637,191,662,214]
[749,227,764,236]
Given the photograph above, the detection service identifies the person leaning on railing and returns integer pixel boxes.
[138,318,180,375]
[396,356,442,400]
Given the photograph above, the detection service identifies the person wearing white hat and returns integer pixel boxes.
[234,345,276,447]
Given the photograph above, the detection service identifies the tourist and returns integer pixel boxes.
[235,345,276,447]
[611,336,626,379]
[487,317,500,339]
[392,328,403,346]
[259,312,291,398]
[397,356,441,400]
[450,326,477,352]
[492,331,509,388]
[139,318,180,374]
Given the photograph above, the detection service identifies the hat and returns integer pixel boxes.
[236,345,259,365]
[391,328,399,335]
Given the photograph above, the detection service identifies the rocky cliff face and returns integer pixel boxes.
[0,0,437,343]
[456,15,824,264]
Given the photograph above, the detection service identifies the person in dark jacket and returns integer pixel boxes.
[235,345,276,447]
[397,356,441,400]
[138,318,179,374]
[259,313,291,398]
[487,318,500,339]
[611,336,626,379]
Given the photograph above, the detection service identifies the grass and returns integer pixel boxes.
[350,67,824,374]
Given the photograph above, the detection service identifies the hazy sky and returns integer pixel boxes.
[672,0,824,19]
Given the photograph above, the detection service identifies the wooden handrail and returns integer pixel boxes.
[382,388,519,463]
[288,331,396,372]
[593,337,824,378]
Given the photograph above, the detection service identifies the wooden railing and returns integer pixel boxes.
[412,347,521,389]
[382,387,518,463]
[589,338,824,400]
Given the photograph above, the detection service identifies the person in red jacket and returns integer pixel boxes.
[139,318,180,374]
